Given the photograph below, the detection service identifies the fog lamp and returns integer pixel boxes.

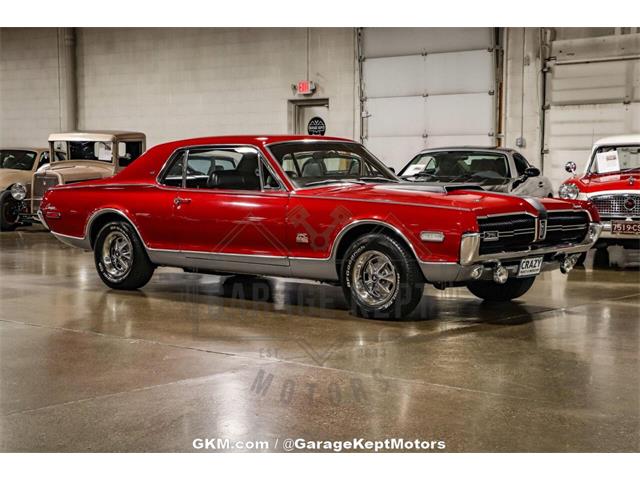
[10,183,26,201]
[560,254,579,274]
[493,263,508,284]
[470,265,483,280]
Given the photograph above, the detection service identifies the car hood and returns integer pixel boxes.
[0,169,32,189]
[43,161,116,183]
[293,183,580,217]
[570,171,640,193]
[403,177,512,193]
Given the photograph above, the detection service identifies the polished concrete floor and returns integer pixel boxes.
[0,228,639,452]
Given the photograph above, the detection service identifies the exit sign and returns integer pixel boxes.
[297,80,316,95]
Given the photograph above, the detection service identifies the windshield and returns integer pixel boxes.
[588,145,640,174]
[51,140,143,166]
[400,151,510,181]
[0,150,37,171]
[268,141,397,188]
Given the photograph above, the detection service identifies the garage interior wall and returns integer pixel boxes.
[360,28,498,171]
[0,28,75,148]
[1,28,358,148]
[503,27,640,190]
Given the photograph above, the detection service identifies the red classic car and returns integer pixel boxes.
[39,135,602,319]
[559,134,640,265]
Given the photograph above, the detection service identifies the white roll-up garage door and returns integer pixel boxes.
[542,34,640,189]
[360,28,497,170]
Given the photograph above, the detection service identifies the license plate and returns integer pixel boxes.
[611,220,640,235]
[518,257,543,277]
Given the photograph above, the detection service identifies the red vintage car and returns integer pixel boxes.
[559,135,640,265]
[40,135,602,319]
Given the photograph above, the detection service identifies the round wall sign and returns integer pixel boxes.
[307,117,326,136]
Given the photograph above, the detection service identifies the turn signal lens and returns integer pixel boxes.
[420,231,445,242]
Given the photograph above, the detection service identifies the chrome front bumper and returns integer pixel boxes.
[419,222,602,283]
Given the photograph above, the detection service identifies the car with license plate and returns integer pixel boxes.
[399,147,554,198]
[559,134,640,265]
[39,135,601,319]
[0,147,51,231]
[8,131,145,227]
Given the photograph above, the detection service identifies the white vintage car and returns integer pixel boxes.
[559,134,640,265]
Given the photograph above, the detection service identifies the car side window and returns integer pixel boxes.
[38,152,50,168]
[513,153,529,177]
[159,151,186,187]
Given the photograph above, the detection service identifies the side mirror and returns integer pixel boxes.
[565,161,577,174]
[388,167,396,174]
[524,167,540,177]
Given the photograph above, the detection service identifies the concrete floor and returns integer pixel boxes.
[0,228,639,452]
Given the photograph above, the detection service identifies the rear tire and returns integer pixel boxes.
[0,191,19,232]
[341,233,424,319]
[467,276,535,302]
[94,221,155,290]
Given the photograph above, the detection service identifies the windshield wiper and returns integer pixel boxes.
[359,176,399,183]
[618,167,640,173]
[303,179,366,187]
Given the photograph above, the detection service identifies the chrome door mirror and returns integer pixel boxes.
[565,161,577,174]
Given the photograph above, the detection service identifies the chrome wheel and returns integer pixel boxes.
[351,250,398,307]
[101,231,133,280]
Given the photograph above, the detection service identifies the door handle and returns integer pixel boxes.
[174,197,192,206]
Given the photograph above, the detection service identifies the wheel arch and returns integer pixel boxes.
[332,220,422,272]
[87,208,143,250]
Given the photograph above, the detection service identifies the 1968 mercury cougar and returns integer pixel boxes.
[39,135,602,319]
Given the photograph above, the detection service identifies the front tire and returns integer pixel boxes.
[94,221,155,290]
[341,233,424,319]
[467,276,535,302]
[0,191,20,232]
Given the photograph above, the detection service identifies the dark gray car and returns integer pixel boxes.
[398,147,553,198]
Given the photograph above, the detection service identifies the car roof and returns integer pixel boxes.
[417,146,515,154]
[154,134,356,150]
[593,134,640,146]
[48,131,146,142]
[0,147,48,153]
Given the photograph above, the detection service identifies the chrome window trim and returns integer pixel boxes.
[155,143,290,193]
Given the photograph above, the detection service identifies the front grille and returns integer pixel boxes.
[591,194,640,218]
[541,211,589,245]
[31,173,59,212]
[478,214,536,255]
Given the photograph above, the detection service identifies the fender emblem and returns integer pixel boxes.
[296,233,310,244]
[482,231,500,241]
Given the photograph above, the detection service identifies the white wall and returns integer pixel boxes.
[0,28,63,147]
[76,28,358,147]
